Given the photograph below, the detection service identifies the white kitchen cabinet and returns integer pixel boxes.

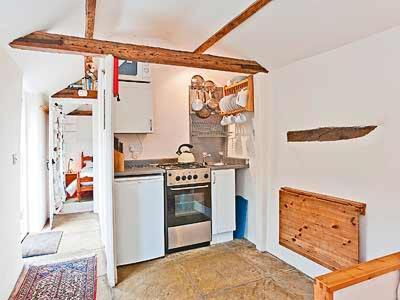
[211,169,236,242]
[112,81,153,133]
[114,175,164,266]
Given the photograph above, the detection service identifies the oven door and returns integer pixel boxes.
[166,183,211,227]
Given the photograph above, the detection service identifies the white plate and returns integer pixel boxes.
[230,95,239,110]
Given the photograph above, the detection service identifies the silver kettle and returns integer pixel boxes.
[176,144,196,164]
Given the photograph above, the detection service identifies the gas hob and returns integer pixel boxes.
[158,163,210,186]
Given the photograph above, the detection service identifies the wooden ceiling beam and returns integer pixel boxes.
[9,31,268,74]
[194,0,272,54]
[85,0,96,39]
[84,0,96,75]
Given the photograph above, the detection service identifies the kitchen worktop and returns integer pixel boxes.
[114,166,165,178]
[207,157,249,170]
[209,163,249,170]
[114,157,249,178]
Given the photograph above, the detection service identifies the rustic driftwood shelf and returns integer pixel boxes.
[279,187,366,270]
[287,126,377,142]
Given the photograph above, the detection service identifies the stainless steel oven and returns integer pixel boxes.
[161,165,212,252]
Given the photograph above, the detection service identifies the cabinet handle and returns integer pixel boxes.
[103,90,106,130]
[213,176,216,184]
[12,153,18,165]
[149,119,153,131]
[170,185,209,191]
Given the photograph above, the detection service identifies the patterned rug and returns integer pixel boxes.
[11,256,97,300]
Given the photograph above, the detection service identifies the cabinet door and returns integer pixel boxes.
[212,169,236,234]
[113,81,153,133]
[114,177,164,266]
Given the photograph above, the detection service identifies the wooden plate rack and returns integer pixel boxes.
[221,75,254,116]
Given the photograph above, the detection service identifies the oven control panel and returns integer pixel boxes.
[166,168,211,186]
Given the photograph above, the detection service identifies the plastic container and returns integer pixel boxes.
[234,196,248,239]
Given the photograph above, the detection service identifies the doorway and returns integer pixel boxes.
[63,105,94,212]
[48,98,97,224]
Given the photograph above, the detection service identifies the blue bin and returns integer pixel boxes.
[234,196,248,239]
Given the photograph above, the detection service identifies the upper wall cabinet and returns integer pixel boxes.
[112,81,154,133]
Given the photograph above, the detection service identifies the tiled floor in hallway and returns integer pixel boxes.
[114,239,314,300]
[23,212,112,300]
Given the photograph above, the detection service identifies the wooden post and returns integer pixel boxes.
[314,280,333,300]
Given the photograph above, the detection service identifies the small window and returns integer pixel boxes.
[119,60,138,76]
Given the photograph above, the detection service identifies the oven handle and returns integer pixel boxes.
[170,185,209,191]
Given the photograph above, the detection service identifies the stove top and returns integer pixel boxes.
[159,163,211,186]
[158,162,206,170]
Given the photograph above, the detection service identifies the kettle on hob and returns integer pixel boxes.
[176,144,196,164]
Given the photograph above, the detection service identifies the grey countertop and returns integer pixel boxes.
[114,166,165,178]
[208,157,249,170]
[209,163,249,170]
[114,157,249,178]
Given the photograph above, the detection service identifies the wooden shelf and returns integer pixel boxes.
[68,110,93,116]
[220,108,247,116]
[52,88,98,99]
[221,75,254,116]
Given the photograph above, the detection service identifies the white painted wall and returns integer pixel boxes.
[22,92,49,232]
[0,48,23,298]
[115,65,236,159]
[64,115,93,172]
[260,25,400,289]
[227,116,257,243]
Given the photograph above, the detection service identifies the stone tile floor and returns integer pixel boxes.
[114,239,314,300]
[23,213,314,300]
[23,212,112,300]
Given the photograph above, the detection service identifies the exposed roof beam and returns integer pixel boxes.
[84,0,96,75]
[85,0,96,39]
[194,0,272,54]
[10,31,268,74]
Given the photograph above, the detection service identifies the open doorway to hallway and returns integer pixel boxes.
[15,90,112,298]
[18,94,100,262]
[21,212,111,298]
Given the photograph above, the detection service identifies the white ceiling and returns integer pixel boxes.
[1,0,400,95]
[208,0,400,68]
[0,0,85,96]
